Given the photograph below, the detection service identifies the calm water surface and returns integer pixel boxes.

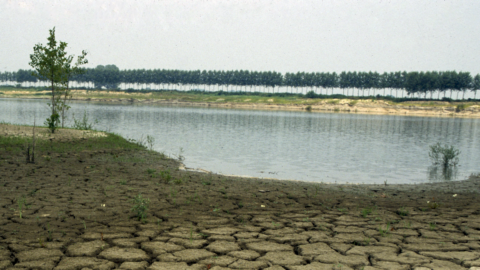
[1,98,479,184]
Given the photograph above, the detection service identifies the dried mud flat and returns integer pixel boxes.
[1,127,480,269]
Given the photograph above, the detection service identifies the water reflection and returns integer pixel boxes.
[1,98,479,184]
[428,166,459,182]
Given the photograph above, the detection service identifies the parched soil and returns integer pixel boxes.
[1,126,480,269]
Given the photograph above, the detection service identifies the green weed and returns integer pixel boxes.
[361,208,372,218]
[131,194,150,222]
[397,207,409,216]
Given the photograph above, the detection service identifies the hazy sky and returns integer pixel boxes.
[2,0,480,74]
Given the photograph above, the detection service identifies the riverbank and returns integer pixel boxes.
[1,124,480,269]
[2,87,480,118]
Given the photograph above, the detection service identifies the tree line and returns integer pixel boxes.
[2,67,480,100]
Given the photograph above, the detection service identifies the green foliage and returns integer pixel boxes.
[0,130,144,158]
[44,113,60,133]
[328,99,340,105]
[397,207,409,216]
[131,194,150,221]
[305,91,316,98]
[429,143,460,168]
[29,27,88,129]
[305,105,312,112]
[160,170,172,184]
[456,104,468,112]
[72,110,98,130]
[360,208,372,218]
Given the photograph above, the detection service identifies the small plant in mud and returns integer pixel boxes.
[173,178,182,185]
[11,196,27,219]
[429,222,437,230]
[38,238,45,248]
[378,223,391,237]
[46,223,53,242]
[131,194,150,222]
[364,237,371,246]
[189,226,194,243]
[160,170,172,184]
[360,207,372,218]
[427,200,439,209]
[397,207,409,216]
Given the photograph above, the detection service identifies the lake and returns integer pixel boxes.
[1,98,479,184]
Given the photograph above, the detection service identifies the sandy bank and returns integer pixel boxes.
[2,90,480,118]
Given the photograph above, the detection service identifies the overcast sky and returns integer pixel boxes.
[2,0,480,74]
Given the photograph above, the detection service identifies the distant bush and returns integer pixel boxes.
[456,104,468,112]
[305,91,317,98]
[305,105,312,112]
[442,97,452,102]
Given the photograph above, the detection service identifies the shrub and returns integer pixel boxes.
[305,105,312,112]
[44,113,60,133]
[72,110,98,130]
[429,143,460,168]
[456,104,468,112]
[305,91,317,98]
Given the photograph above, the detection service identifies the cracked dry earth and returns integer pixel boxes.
[1,134,480,269]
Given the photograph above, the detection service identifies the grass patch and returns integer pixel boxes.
[327,99,340,105]
[0,130,145,157]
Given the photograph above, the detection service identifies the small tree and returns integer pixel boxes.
[429,143,460,168]
[58,52,88,128]
[29,27,88,132]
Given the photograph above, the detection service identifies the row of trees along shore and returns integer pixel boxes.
[2,67,480,100]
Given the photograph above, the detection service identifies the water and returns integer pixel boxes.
[1,98,479,184]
